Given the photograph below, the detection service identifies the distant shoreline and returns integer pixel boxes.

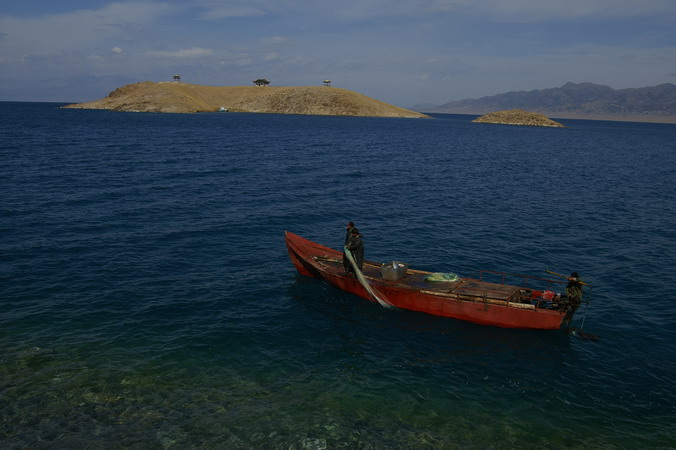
[423,110,676,124]
[3,98,674,124]
[420,82,676,124]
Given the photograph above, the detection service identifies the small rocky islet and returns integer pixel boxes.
[472,109,565,127]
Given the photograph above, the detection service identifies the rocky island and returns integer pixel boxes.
[471,109,564,127]
[64,81,428,118]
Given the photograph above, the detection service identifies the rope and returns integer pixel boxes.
[344,248,395,309]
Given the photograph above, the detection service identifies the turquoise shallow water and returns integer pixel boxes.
[1,102,675,448]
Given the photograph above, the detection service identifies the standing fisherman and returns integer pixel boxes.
[342,221,355,274]
[343,227,364,277]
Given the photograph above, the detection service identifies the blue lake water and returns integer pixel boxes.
[1,101,675,448]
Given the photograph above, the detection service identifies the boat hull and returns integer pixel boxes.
[285,231,570,330]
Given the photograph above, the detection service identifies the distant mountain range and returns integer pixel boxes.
[418,82,676,121]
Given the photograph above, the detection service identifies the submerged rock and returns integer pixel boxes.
[472,109,565,127]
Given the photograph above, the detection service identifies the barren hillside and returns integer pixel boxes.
[64,82,428,118]
[472,109,564,127]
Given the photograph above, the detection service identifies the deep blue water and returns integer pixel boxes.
[1,102,675,448]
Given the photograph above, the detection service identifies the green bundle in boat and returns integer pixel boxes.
[424,272,459,282]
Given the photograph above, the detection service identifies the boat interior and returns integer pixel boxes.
[311,256,567,310]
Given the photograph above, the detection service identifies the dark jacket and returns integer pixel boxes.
[345,234,364,270]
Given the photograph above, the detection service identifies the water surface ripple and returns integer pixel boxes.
[1,103,675,448]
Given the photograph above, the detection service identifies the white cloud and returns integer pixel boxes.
[447,0,676,22]
[234,58,254,66]
[266,0,676,22]
[146,47,214,58]
[186,0,676,22]
[261,36,290,45]
[0,2,179,59]
[1,0,674,105]
[194,0,267,19]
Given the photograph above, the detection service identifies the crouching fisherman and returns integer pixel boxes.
[560,272,584,327]
[565,272,584,308]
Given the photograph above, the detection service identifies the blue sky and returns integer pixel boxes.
[1,1,675,106]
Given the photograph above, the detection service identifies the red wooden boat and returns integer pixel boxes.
[285,231,578,330]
